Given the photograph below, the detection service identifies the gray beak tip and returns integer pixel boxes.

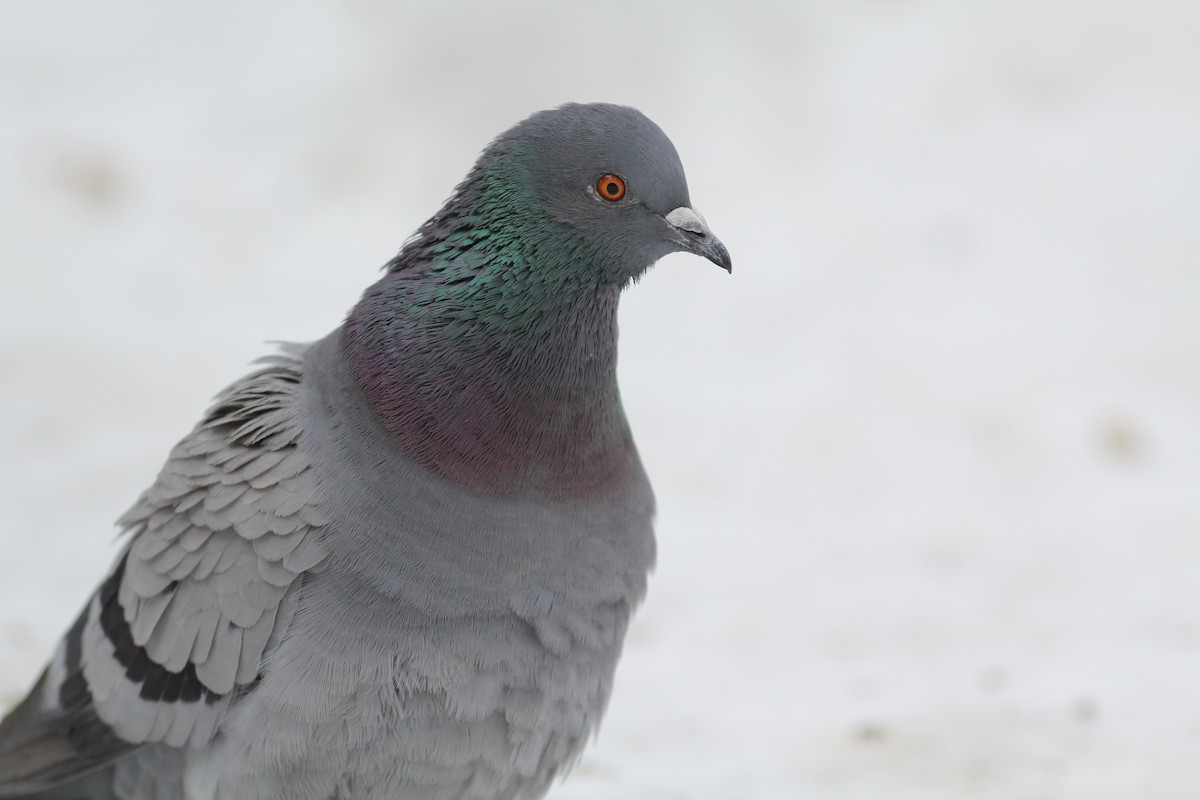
[665,206,733,274]
[712,242,733,273]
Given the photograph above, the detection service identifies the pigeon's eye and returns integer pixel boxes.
[596,174,626,202]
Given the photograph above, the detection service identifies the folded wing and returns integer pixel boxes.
[0,350,327,796]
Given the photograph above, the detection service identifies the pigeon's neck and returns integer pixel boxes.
[343,261,637,500]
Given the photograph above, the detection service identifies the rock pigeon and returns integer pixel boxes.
[0,102,730,800]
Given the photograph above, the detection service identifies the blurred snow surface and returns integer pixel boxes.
[1,2,1199,798]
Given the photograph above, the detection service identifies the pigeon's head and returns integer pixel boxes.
[487,103,731,283]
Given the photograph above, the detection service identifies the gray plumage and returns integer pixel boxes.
[0,103,729,800]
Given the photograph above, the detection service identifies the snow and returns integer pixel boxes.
[1,2,1198,797]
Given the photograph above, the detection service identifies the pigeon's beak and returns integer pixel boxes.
[665,207,732,273]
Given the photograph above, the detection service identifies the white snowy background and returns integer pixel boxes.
[2,2,1199,798]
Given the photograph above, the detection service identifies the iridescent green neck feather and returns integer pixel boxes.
[344,146,638,499]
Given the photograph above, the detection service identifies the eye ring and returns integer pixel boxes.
[596,174,627,202]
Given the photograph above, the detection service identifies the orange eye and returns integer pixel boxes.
[596,174,626,202]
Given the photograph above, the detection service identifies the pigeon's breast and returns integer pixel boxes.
[200,333,656,797]
[298,331,656,617]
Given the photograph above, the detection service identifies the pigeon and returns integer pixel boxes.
[0,102,730,800]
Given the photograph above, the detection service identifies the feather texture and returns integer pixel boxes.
[0,350,325,796]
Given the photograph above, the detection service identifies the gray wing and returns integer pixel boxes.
[0,350,327,796]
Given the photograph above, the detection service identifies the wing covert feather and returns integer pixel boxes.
[0,349,328,795]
